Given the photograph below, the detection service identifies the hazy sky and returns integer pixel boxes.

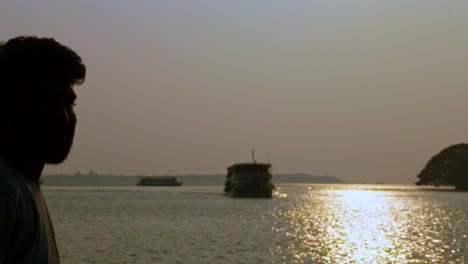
[1,1,467,183]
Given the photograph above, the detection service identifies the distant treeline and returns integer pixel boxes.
[42,173,343,186]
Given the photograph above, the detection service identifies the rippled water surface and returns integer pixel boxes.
[44,185,467,263]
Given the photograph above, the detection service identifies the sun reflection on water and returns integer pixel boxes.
[271,187,466,263]
[327,190,402,263]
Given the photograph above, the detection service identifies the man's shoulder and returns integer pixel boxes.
[0,169,17,194]
[0,162,32,206]
[0,165,20,214]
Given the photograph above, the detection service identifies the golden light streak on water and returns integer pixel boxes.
[272,186,466,263]
[327,190,403,263]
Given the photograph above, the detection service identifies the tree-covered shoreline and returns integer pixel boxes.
[417,143,468,191]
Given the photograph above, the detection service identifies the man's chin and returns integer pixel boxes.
[43,145,73,165]
[45,156,68,165]
[44,150,71,164]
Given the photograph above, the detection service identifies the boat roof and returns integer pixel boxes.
[141,176,177,179]
[227,163,271,170]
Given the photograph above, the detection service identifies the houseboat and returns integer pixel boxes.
[137,176,182,186]
[223,162,275,198]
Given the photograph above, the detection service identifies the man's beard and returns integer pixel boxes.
[0,130,74,166]
[42,130,75,164]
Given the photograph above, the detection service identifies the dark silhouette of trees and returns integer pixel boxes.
[416,143,468,191]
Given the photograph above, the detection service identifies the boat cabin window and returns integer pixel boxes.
[228,166,271,177]
[234,166,270,174]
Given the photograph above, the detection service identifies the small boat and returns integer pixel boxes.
[137,176,182,186]
[223,153,275,197]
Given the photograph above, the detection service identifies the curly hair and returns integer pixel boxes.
[0,36,86,92]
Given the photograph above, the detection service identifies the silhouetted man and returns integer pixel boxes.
[0,36,86,263]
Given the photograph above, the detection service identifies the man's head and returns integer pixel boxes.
[0,36,86,165]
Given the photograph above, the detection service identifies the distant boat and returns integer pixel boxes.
[137,176,182,186]
[223,162,275,198]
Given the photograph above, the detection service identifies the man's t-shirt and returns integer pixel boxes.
[0,158,60,263]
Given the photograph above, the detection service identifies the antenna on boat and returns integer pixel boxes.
[252,150,256,163]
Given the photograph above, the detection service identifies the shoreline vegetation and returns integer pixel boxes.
[42,172,343,187]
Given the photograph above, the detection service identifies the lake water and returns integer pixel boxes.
[44,184,467,264]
